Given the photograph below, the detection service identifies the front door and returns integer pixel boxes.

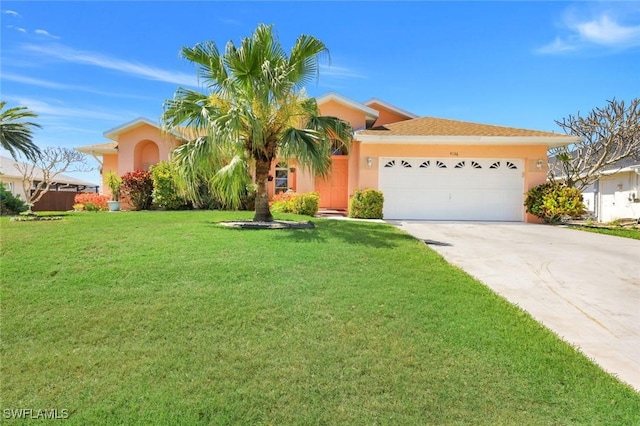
[315,156,349,209]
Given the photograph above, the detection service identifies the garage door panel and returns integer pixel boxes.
[379,158,524,221]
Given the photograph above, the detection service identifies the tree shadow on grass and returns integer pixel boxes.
[273,219,416,248]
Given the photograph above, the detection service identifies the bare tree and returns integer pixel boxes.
[14,147,93,211]
[549,98,640,190]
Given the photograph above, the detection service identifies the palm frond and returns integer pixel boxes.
[0,101,42,161]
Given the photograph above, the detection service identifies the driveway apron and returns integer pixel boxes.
[389,221,640,392]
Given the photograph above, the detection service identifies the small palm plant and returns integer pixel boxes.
[106,171,122,201]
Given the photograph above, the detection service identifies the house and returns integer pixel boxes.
[0,155,98,211]
[581,157,640,222]
[76,92,578,222]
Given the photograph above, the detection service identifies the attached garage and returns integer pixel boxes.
[379,157,524,221]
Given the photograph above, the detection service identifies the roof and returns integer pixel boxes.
[316,92,379,124]
[356,116,580,147]
[363,98,418,119]
[103,117,160,140]
[0,155,98,186]
[103,117,184,141]
[76,141,118,155]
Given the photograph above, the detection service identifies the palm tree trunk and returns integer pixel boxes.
[253,157,274,222]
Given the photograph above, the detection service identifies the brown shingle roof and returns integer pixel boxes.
[357,116,562,137]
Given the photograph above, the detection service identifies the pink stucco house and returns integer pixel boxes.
[77,92,578,222]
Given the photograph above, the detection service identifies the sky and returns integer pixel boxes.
[1,1,639,185]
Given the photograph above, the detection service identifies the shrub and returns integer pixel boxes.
[150,162,189,210]
[271,192,319,216]
[74,193,109,211]
[524,182,586,224]
[349,188,384,219]
[105,171,122,201]
[121,170,154,210]
[0,183,27,215]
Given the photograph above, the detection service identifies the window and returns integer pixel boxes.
[274,162,289,194]
[401,160,412,168]
[384,160,396,168]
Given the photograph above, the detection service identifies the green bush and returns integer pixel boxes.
[150,162,189,210]
[271,192,319,216]
[348,189,384,219]
[524,182,586,224]
[0,183,27,215]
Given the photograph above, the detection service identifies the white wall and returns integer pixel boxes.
[598,171,640,222]
[0,176,28,201]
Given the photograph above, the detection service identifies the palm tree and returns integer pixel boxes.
[162,24,352,222]
[0,101,42,161]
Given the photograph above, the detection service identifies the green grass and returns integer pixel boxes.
[1,211,639,425]
[570,225,640,240]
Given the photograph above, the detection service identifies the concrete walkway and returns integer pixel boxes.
[388,221,640,392]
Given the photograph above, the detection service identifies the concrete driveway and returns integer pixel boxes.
[389,221,640,392]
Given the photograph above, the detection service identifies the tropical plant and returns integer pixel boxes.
[105,171,122,201]
[162,24,352,222]
[0,182,27,215]
[270,192,319,216]
[524,182,586,224]
[150,161,189,210]
[73,193,109,211]
[121,170,154,210]
[0,101,42,161]
[349,189,384,219]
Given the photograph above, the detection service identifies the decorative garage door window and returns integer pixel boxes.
[274,161,289,194]
[383,159,518,170]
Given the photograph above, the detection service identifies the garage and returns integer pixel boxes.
[379,157,524,221]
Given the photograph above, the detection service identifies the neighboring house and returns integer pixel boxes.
[581,157,640,222]
[76,92,578,222]
[0,155,98,211]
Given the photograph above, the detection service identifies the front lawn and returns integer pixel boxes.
[1,211,638,424]
[570,225,640,240]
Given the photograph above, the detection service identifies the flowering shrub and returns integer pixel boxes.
[348,189,384,219]
[121,170,154,210]
[271,192,319,216]
[74,193,109,211]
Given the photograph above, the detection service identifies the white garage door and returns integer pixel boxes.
[379,158,524,221]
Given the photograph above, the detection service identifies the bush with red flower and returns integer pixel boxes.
[121,170,154,210]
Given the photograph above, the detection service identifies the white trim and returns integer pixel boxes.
[76,145,117,155]
[315,92,379,120]
[364,98,418,119]
[104,117,184,140]
[600,165,640,176]
[355,133,580,147]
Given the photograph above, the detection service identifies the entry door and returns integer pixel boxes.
[315,156,349,209]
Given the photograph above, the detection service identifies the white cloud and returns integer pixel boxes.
[319,64,366,79]
[4,96,134,122]
[1,73,154,100]
[2,9,21,18]
[35,29,61,39]
[537,8,640,55]
[573,14,640,46]
[22,43,198,87]
[7,25,26,33]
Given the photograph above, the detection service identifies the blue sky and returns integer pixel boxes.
[2,1,639,184]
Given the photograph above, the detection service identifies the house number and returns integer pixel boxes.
[449,152,459,156]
